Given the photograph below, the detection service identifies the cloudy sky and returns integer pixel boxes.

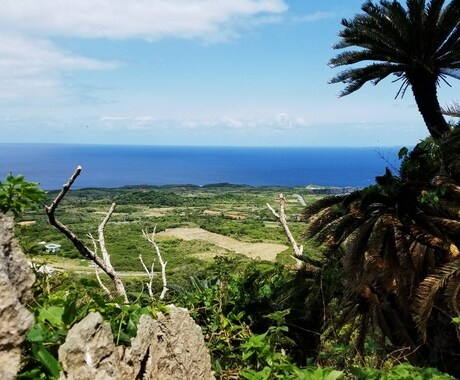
[1,0,459,147]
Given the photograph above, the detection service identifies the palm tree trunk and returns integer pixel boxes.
[409,72,460,185]
[440,128,460,183]
[408,72,451,141]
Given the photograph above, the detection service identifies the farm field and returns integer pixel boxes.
[16,184,323,285]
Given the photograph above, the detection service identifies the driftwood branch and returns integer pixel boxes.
[142,228,168,300]
[45,166,128,303]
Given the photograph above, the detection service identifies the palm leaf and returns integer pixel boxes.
[445,274,460,317]
[409,241,435,275]
[430,216,460,235]
[305,207,343,239]
[406,225,451,253]
[343,216,379,288]
[412,260,460,341]
[303,195,344,220]
[434,0,460,59]
[315,213,362,247]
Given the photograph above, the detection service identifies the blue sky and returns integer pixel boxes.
[1,0,459,147]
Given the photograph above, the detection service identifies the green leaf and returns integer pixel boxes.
[62,296,78,327]
[240,369,257,380]
[38,306,64,328]
[322,369,344,380]
[398,146,409,159]
[17,368,47,379]
[32,343,60,379]
[27,324,45,342]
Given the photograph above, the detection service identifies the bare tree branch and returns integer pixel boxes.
[95,268,113,299]
[45,166,128,303]
[88,232,113,299]
[267,193,303,258]
[267,193,322,270]
[139,254,154,299]
[143,228,168,300]
[97,203,128,302]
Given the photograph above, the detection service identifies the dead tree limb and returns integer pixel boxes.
[142,228,168,300]
[267,194,303,258]
[139,254,155,299]
[267,193,321,270]
[89,233,113,299]
[45,166,128,303]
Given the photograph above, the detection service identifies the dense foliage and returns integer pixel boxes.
[320,1,460,376]
[7,179,454,379]
[0,173,45,216]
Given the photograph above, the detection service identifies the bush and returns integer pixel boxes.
[0,173,45,216]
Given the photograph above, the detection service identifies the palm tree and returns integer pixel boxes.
[303,1,460,373]
[305,147,460,373]
[329,0,460,141]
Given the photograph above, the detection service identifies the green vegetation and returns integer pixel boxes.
[17,184,308,272]
[11,179,456,379]
[0,173,45,216]
[5,1,460,379]
[308,0,460,378]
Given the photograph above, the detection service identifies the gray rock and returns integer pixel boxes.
[58,312,120,380]
[59,306,215,380]
[0,215,35,380]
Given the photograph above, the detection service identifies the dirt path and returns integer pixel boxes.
[158,227,288,261]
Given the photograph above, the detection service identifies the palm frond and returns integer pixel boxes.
[432,174,460,198]
[424,0,445,38]
[445,273,460,316]
[409,241,435,275]
[330,64,402,97]
[406,225,451,253]
[314,213,360,247]
[441,101,460,117]
[431,199,460,220]
[407,0,425,29]
[343,216,379,288]
[434,0,460,59]
[303,195,344,220]
[412,260,460,341]
[430,216,460,235]
[304,207,343,239]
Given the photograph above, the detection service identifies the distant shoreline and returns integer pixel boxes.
[0,142,404,149]
[0,144,399,190]
[46,183,363,195]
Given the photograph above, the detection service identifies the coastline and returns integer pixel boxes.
[0,144,399,190]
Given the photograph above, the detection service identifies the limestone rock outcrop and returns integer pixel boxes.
[59,306,215,380]
[0,215,35,380]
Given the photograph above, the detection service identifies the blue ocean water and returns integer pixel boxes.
[0,144,401,190]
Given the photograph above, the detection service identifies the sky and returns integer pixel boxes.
[1,0,459,147]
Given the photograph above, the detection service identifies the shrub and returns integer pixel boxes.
[0,173,45,216]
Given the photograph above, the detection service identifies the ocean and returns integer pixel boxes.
[0,144,401,190]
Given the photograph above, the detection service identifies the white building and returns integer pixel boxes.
[45,243,61,253]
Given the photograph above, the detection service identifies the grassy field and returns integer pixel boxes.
[16,184,324,287]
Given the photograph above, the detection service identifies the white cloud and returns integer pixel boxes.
[0,35,120,101]
[0,1,288,103]
[98,113,310,133]
[0,35,119,73]
[1,0,288,41]
[274,112,307,129]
